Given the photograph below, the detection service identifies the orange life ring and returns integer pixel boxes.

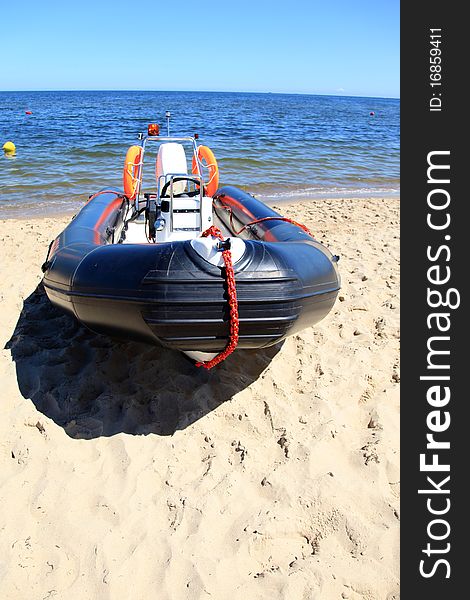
[123,145,142,200]
[192,145,219,197]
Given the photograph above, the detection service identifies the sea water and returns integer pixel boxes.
[0,91,399,217]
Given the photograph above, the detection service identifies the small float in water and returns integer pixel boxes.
[42,117,340,368]
[3,141,16,157]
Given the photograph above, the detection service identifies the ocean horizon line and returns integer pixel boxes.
[0,89,400,101]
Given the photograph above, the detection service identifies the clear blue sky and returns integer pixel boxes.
[1,0,399,98]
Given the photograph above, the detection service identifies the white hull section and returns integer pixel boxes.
[183,350,218,362]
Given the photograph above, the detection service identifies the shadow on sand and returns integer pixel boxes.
[5,285,282,439]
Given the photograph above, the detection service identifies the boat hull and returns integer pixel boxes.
[42,187,340,352]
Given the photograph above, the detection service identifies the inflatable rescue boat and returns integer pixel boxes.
[42,120,340,368]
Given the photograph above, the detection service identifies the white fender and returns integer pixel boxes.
[190,236,246,266]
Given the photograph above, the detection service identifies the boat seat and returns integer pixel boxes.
[156,143,188,196]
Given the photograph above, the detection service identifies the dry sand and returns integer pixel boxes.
[0,197,399,600]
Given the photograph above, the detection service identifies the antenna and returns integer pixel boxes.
[165,111,171,136]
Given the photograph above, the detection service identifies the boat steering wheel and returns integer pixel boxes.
[160,177,204,198]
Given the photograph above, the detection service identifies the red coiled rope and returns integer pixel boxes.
[195,226,240,370]
[195,214,313,369]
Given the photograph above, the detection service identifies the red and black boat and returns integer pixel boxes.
[42,122,340,368]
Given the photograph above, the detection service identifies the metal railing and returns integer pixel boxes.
[156,173,205,233]
[134,135,203,205]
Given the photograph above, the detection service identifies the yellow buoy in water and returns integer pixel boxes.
[3,141,16,156]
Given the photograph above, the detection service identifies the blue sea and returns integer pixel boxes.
[0,91,399,217]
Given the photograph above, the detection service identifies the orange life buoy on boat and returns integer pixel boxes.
[192,145,219,197]
[123,145,142,200]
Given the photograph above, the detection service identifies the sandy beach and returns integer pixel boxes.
[0,197,399,599]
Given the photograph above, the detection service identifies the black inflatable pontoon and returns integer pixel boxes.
[42,128,340,363]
